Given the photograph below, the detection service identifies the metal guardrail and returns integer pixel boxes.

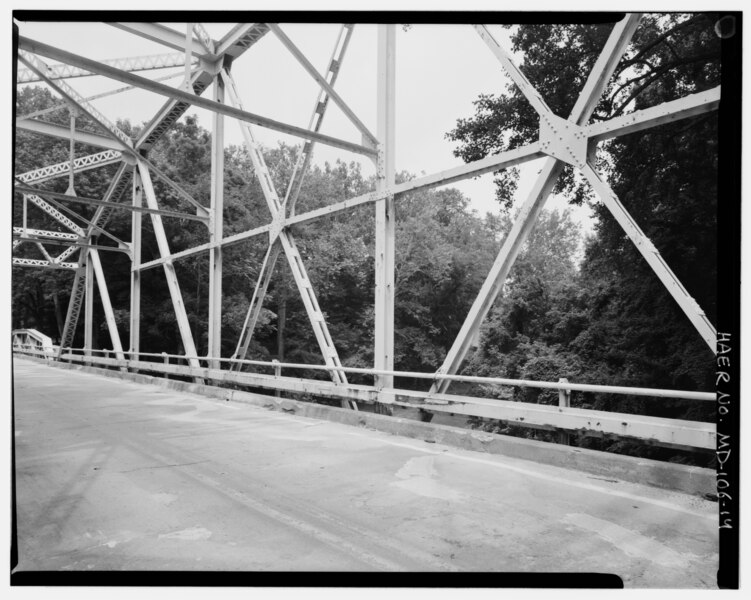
[13,340,716,452]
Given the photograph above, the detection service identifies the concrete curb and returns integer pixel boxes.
[16,356,716,497]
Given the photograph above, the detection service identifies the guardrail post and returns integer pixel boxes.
[272,359,281,398]
[557,377,571,445]
[162,352,170,380]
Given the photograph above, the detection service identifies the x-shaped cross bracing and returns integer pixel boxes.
[14,17,720,406]
[430,17,717,394]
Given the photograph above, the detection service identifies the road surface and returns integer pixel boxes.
[12,358,719,586]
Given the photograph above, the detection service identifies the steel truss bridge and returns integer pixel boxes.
[13,17,719,457]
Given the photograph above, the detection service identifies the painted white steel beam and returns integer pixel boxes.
[133,142,544,270]
[138,156,210,218]
[18,36,377,158]
[12,227,79,241]
[231,242,281,364]
[53,165,133,351]
[16,119,125,151]
[18,50,134,151]
[286,142,544,227]
[107,23,215,58]
[54,163,133,266]
[13,237,129,255]
[285,24,355,216]
[15,184,208,223]
[222,69,352,404]
[22,193,85,236]
[130,168,142,355]
[134,222,273,272]
[58,255,88,356]
[214,23,270,60]
[268,23,377,148]
[431,15,643,394]
[89,248,126,360]
[474,24,552,116]
[221,70,341,357]
[13,258,79,270]
[136,68,213,152]
[17,52,197,83]
[17,150,123,185]
[570,14,643,122]
[20,70,191,122]
[247,24,353,368]
[586,86,721,143]
[208,75,224,367]
[137,160,202,372]
[34,242,54,263]
[582,163,716,351]
[191,23,215,55]
[136,24,269,152]
[32,193,130,251]
[374,24,396,396]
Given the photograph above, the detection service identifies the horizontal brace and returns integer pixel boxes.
[13,258,79,270]
[17,149,123,184]
[12,235,131,255]
[19,36,378,158]
[287,142,544,226]
[12,227,79,241]
[586,86,721,143]
[135,222,273,271]
[16,119,125,151]
[15,183,208,223]
[17,52,198,83]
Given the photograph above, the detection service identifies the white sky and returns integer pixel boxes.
[15,20,595,231]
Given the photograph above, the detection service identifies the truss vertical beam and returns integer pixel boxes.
[137,160,201,373]
[374,24,396,397]
[582,163,716,351]
[89,248,126,360]
[84,251,94,357]
[130,168,142,356]
[66,108,78,196]
[431,15,641,394]
[208,75,224,367]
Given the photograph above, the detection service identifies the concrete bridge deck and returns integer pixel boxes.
[12,358,718,586]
